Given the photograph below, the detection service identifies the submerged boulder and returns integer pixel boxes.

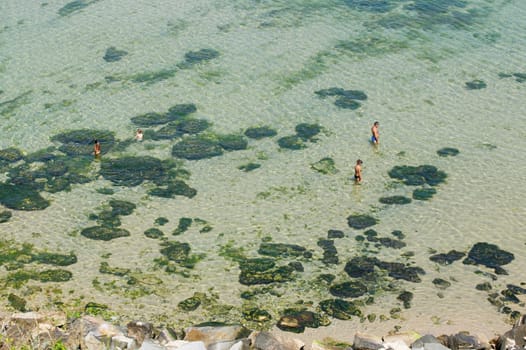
[103,47,128,62]
[347,214,378,229]
[81,226,130,241]
[0,183,50,211]
[388,164,447,186]
[99,156,166,186]
[437,147,460,157]
[329,281,368,298]
[463,242,514,273]
[257,243,306,258]
[172,137,223,160]
[244,126,277,139]
[276,310,325,333]
[51,129,115,156]
[319,298,362,320]
[429,250,465,265]
[311,157,338,175]
[379,196,412,205]
[238,258,295,285]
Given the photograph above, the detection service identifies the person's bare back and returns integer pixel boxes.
[354,159,363,183]
[371,121,379,144]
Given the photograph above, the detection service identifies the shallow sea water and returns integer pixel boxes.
[1,0,525,345]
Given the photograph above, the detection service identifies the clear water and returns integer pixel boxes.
[1,0,525,342]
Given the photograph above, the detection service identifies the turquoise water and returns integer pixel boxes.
[1,0,525,342]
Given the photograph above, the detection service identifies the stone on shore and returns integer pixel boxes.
[249,331,305,350]
[411,334,451,350]
[353,332,384,350]
[183,324,250,346]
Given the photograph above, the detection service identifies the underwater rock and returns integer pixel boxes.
[0,183,50,211]
[176,118,211,135]
[172,137,223,160]
[334,96,361,110]
[160,241,191,263]
[81,226,130,241]
[344,256,379,278]
[413,187,437,201]
[318,274,336,284]
[437,147,460,157]
[149,180,197,199]
[391,230,405,239]
[244,126,277,139]
[465,80,487,90]
[109,199,136,216]
[343,0,396,13]
[319,298,362,320]
[144,228,164,239]
[0,147,24,163]
[397,291,413,309]
[463,242,514,273]
[433,278,451,289]
[288,261,304,272]
[512,72,526,83]
[277,135,305,150]
[8,293,27,312]
[315,87,367,100]
[99,262,130,276]
[33,252,77,266]
[24,147,57,163]
[277,310,323,333]
[155,217,169,226]
[103,46,128,62]
[376,261,425,283]
[347,214,378,229]
[258,243,306,258]
[295,123,321,141]
[429,250,465,265]
[217,134,248,151]
[328,230,344,239]
[0,210,12,223]
[329,281,368,298]
[173,218,193,235]
[378,237,406,249]
[388,164,447,186]
[475,282,492,291]
[166,103,197,119]
[100,156,166,186]
[311,157,338,175]
[183,48,220,65]
[379,196,412,205]
[238,162,261,172]
[243,307,272,323]
[178,295,202,311]
[37,269,73,282]
[317,239,339,265]
[131,112,171,127]
[150,123,182,140]
[345,256,425,282]
[238,258,295,285]
[58,0,90,16]
[51,129,115,156]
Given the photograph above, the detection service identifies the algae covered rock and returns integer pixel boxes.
[218,134,248,151]
[0,183,50,211]
[172,137,223,160]
[160,241,192,264]
[311,157,338,175]
[278,135,305,150]
[238,258,295,285]
[429,250,465,265]
[100,156,165,186]
[81,226,130,241]
[131,112,171,127]
[465,80,487,90]
[183,48,220,65]
[103,46,128,62]
[334,96,361,110]
[413,187,437,201]
[144,228,164,239]
[347,214,378,230]
[166,103,197,119]
[295,123,321,141]
[329,281,368,298]
[0,147,24,163]
[277,310,324,333]
[257,242,306,257]
[178,295,202,311]
[51,129,115,156]
[8,293,27,312]
[379,196,412,205]
[244,126,277,139]
[108,199,136,216]
[463,242,514,273]
[0,210,12,223]
[388,164,447,186]
[319,298,362,320]
[437,147,459,157]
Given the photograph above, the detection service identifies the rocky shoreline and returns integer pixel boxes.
[1,311,524,350]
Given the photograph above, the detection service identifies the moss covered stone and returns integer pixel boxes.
[166,103,197,119]
[397,291,413,309]
[81,226,130,241]
[177,118,211,135]
[149,180,197,199]
[33,252,77,266]
[463,242,514,273]
[437,147,460,157]
[51,129,115,156]
[109,199,136,216]
[317,239,338,265]
[277,310,323,333]
[347,214,378,230]
[37,269,73,282]
[413,187,437,200]
[319,299,362,320]
[311,157,338,175]
[329,281,368,298]
[315,88,367,100]
[160,241,191,263]
[103,46,128,62]
[433,278,451,289]
[100,156,166,186]
[379,196,412,205]
[99,261,130,276]
[144,228,164,239]
[172,137,223,160]
[0,183,50,211]
[328,230,344,239]
[244,126,277,139]
[278,135,305,150]
[243,307,272,323]
[238,163,261,172]
[0,210,12,223]
[258,242,306,258]
[155,217,169,226]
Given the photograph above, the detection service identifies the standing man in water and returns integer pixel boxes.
[93,139,101,157]
[371,121,380,144]
[354,159,363,183]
